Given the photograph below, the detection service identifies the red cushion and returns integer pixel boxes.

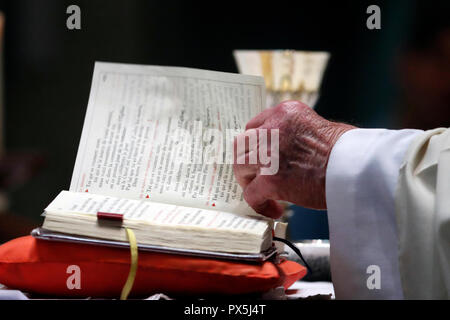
[0,236,306,298]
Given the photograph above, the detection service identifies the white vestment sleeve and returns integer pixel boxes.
[325,128,422,299]
[396,128,450,299]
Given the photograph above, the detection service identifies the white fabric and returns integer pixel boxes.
[396,128,450,299]
[325,128,422,299]
[0,287,29,300]
[286,281,335,299]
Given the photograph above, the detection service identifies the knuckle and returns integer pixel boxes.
[277,100,308,114]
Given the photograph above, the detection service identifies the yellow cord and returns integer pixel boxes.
[120,228,138,300]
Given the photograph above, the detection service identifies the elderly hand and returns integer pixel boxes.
[233,100,356,218]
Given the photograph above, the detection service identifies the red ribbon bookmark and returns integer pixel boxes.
[97,212,124,223]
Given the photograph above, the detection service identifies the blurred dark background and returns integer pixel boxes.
[0,0,448,242]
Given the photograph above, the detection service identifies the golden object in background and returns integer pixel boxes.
[260,51,273,91]
[234,50,330,108]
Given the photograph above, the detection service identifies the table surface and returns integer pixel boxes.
[286,281,334,299]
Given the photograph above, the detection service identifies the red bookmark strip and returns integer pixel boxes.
[97,212,124,223]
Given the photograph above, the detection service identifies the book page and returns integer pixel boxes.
[70,62,265,215]
[47,191,270,235]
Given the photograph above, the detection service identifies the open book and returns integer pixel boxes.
[37,62,282,259]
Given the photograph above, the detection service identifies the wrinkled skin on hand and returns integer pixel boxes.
[233,101,356,219]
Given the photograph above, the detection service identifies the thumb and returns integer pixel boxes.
[243,176,284,219]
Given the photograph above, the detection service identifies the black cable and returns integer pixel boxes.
[273,237,313,275]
